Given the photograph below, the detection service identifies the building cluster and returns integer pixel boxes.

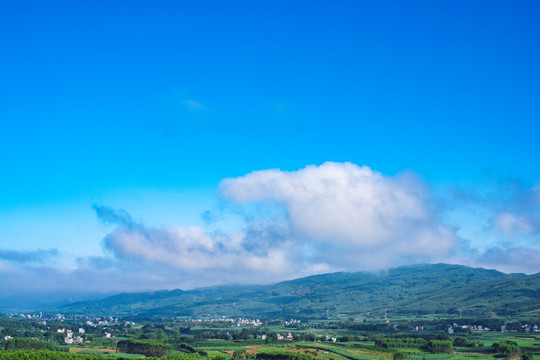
[522,324,540,333]
[188,317,262,326]
[6,313,40,319]
[3,312,126,326]
[471,325,490,331]
[84,317,119,327]
[447,323,491,331]
[448,323,468,333]
[5,312,54,320]
[445,323,487,331]
[56,326,113,344]
[276,333,294,340]
[63,329,84,344]
[284,319,301,326]
[234,318,262,326]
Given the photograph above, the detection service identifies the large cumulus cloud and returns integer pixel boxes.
[220,162,457,266]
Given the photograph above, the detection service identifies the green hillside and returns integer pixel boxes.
[57,264,540,319]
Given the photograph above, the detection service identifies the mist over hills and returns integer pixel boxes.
[52,264,540,319]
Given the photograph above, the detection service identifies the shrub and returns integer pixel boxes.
[492,341,521,360]
[422,340,453,353]
[394,352,410,360]
[116,338,172,357]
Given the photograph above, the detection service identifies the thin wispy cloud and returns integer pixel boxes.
[448,180,540,247]
[491,184,540,240]
[0,248,59,264]
[181,99,207,113]
[93,204,134,228]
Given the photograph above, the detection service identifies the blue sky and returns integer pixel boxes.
[1,0,539,302]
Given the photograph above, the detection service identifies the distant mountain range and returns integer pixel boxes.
[54,264,540,319]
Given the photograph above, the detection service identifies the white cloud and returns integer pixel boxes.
[494,212,534,237]
[104,224,290,273]
[451,246,540,274]
[220,162,457,267]
[491,185,540,241]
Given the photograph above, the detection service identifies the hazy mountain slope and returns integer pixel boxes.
[56,264,538,319]
[403,272,540,316]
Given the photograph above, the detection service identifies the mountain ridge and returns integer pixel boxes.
[54,263,540,319]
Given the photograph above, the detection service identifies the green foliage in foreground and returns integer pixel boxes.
[256,350,313,360]
[4,338,68,352]
[0,350,104,360]
[0,349,200,360]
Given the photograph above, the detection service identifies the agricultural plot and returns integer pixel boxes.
[1,315,539,360]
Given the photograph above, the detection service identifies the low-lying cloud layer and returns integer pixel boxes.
[99,213,292,274]
[1,162,539,301]
[0,248,59,264]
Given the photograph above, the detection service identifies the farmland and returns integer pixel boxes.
[0,314,539,360]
